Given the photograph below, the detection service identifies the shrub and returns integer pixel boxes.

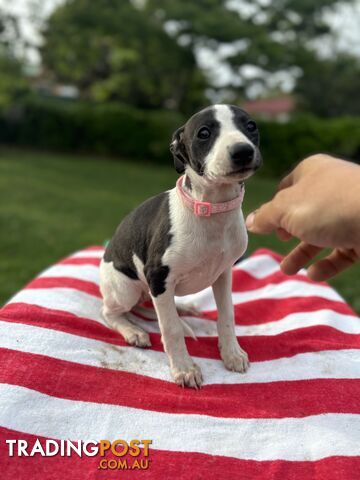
[1,97,359,176]
[257,115,360,176]
[0,97,183,163]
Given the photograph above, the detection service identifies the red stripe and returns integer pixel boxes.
[1,304,359,363]
[1,348,359,419]
[58,257,101,266]
[25,277,101,298]
[200,297,356,323]
[232,268,328,290]
[0,426,358,480]
[134,294,353,326]
[232,297,356,323]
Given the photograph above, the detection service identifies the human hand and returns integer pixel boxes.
[246,154,360,281]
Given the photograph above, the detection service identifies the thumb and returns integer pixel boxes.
[246,200,283,234]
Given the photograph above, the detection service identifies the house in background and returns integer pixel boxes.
[26,65,80,100]
[241,96,296,122]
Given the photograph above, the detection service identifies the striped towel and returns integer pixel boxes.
[0,246,359,479]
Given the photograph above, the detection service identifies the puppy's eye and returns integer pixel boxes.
[246,121,257,133]
[197,127,211,140]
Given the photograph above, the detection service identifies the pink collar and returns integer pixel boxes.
[176,175,245,217]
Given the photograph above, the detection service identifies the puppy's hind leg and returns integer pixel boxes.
[99,260,151,348]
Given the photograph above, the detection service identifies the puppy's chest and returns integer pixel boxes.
[166,212,247,295]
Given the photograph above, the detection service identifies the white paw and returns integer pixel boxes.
[220,342,249,373]
[171,361,203,389]
[124,329,151,348]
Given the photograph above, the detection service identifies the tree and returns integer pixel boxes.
[41,0,359,116]
[41,0,206,112]
[0,10,29,108]
[143,0,357,111]
[295,54,360,117]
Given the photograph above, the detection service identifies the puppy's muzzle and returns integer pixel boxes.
[228,142,261,173]
[230,142,254,167]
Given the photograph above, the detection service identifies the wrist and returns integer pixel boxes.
[340,165,360,247]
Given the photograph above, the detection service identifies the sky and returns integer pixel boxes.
[1,0,360,96]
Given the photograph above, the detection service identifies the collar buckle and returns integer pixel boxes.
[194,200,211,217]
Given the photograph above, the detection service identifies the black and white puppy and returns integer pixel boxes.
[100,104,262,388]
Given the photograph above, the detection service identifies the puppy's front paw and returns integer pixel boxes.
[220,342,249,373]
[171,361,203,389]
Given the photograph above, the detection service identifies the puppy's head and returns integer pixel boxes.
[170,104,262,182]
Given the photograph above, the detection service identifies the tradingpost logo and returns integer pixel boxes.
[6,439,152,471]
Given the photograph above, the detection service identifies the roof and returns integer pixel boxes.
[242,96,295,115]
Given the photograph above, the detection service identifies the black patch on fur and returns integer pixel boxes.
[170,126,188,174]
[229,105,260,146]
[144,265,169,297]
[104,192,172,296]
[170,106,220,175]
[118,265,138,280]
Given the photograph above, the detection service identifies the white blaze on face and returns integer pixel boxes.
[204,105,254,179]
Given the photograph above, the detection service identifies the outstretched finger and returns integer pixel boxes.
[280,241,323,275]
[307,248,358,281]
[246,201,283,235]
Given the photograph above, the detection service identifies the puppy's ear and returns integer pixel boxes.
[170,126,188,174]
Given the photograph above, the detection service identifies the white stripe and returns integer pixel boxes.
[1,321,359,385]
[8,288,104,323]
[238,309,359,336]
[234,254,279,278]
[234,254,307,278]
[0,384,359,461]
[128,309,360,337]
[70,250,104,259]
[38,265,100,284]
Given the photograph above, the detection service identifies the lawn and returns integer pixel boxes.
[0,147,359,312]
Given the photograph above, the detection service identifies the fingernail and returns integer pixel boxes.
[246,212,255,229]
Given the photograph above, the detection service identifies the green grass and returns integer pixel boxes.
[0,147,359,312]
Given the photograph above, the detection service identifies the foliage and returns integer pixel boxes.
[1,1,360,117]
[0,52,29,108]
[144,0,355,93]
[296,54,360,117]
[0,11,29,108]
[41,0,206,113]
[257,114,360,175]
[0,96,183,162]
[41,0,360,116]
[142,0,360,117]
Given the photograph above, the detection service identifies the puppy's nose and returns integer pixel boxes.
[229,143,254,167]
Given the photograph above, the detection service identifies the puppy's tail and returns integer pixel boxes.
[180,317,197,340]
[132,304,197,340]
